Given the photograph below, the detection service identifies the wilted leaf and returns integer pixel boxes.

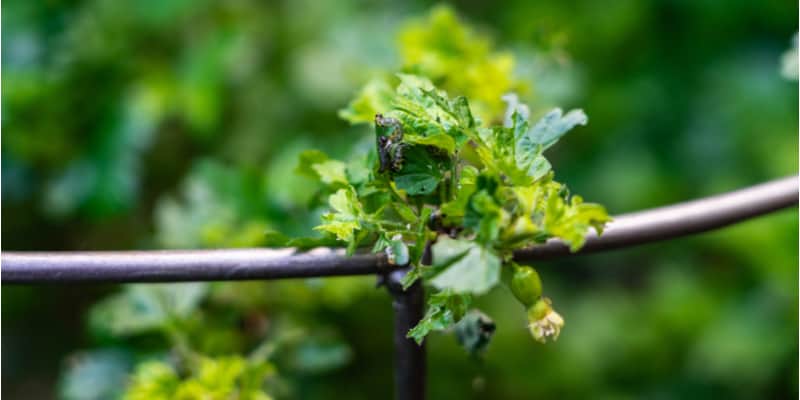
[454,310,495,355]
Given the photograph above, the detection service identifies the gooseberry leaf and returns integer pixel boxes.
[428,237,501,295]
[339,79,394,124]
[89,283,208,337]
[392,145,449,196]
[407,290,471,344]
[312,160,348,185]
[525,108,588,150]
[313,188,364,242]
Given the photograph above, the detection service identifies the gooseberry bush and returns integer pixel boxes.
[66,6,608,399]
[267,9,612,352]
[283,71,609,351]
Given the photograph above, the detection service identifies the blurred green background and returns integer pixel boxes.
[2,0,797,399]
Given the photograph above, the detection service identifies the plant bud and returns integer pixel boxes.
[527,297,564,343]
[385,234,409,266]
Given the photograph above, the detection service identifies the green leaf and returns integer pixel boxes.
[295,150,330,179]
[408,206,434,270]
[154,160,271,248]
[346,155,371,186]
[396,73,436,94]
[295,150,349,186]
[311,160,348,185]
[286,339,353,374]
[60,350,132,400]
[314,187,364,242]
[460,174,508,244]
[542,190,611,251]
[526,108,587,150]
[338,78,394,124]
[463,190,505,243]
[451,96,476,129]
[473,115,541,186]
[393,145,448,196]
[397,5,520,122]
[90,283,208,337]
[391,74,475,149]
[440,165,478,224]
[124,361,180,400]
[393,202,418,223]
[372,234,391,253]
[404,133,456,153]
[316,220,359,243]
[427,237,501,295]
[400,267,423,290]
[124,357,275,400]
[407,290,471,344]
[527,154,552,180]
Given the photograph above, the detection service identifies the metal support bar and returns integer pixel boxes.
[0,178,796,400]
[1,248,397,284]
[385,268,426,400]
[514,175,798,261]
[2,175,797,283]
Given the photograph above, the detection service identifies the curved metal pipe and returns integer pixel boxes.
[2,175,797,283]
[513,175,798,261]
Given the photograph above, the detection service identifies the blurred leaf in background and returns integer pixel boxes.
[60,350,133,400]
[90,283,207,337]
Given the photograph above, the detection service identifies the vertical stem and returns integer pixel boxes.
[450,160,458,202]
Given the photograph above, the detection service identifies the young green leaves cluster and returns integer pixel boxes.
[292,74,609,351]
[124,356,275,400]
[339,5,523,125]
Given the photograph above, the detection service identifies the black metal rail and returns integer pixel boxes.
[2,175,797,400]
[514,175,799,260]
[386,268,427,400]
[3,176,796,283]
[1,248,392,284]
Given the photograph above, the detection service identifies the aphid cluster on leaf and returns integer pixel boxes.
[375,114,406,173]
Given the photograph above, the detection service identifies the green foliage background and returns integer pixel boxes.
[2,0,797,398]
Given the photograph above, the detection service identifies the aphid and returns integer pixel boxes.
[375,114,406,173]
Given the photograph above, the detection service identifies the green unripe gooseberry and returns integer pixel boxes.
[510,265,542,307]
